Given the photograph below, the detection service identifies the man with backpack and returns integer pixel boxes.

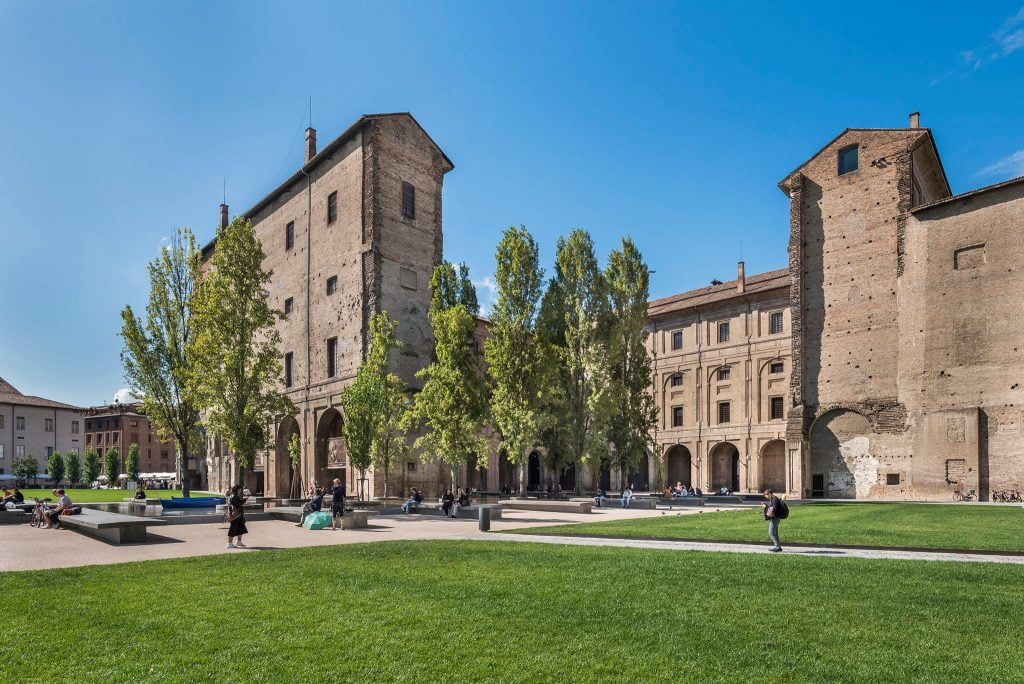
[762,488,788,552]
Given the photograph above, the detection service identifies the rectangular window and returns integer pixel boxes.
[672,406,684,427]
[770,311,784,335]
[718,401,731,424]
[671,330,683,350]
[147,434,152,444]
[407,461,417,472]
[886,473,900,486]
[326,276,338,295]
[16,445,25,458]
[71,420,79,434]
[770,396,784,420]
[130,420,138,428]
[285,221,295,250]
[46,446,53,458]
[44,418,53,432]
[284,297,294,315]
[670,374,683,388]
[0,444,4,459]
[399,267,418,290]
[0,415,4,429]
[402,181,416,219]
[327,337,338,379]
[770,361,785,374]
[16,417,24,431]
[718,322,730,343]
[718,367,730,381]
[838,144,859,175]
[161,450,169,460]
[113,433,119,444]
[327,191,338,224]
[285,352,294,388]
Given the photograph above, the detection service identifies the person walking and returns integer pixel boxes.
[226,485,249,549]
[330,478,346,530]
[762,488,783,552]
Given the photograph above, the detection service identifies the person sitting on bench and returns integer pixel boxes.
[134,485,147,500]
[594,488,608,507]
[452,487,470,518]
[401,488,422,513]
[2,488,24,506]
[441,488,455,518]
[43,489,73,529]
[296,488,324,526]
[621,484,634,508]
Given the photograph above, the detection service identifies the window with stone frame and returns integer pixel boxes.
[770,396,784,420]
[886,473,900,486]
[769,311,784,335]
[670,374,683,387]
[838,144,859,175]
[285,221,295,250]
[672,406,684,427]
[718,367,730,381]
[16,416,24,431]
[718,401,731,424]
[671,330,683,350]
[402,181,416,219]
[718,321,730,343]
[770,361,784,374]
[16,445,25,457]
[327,191,338,224]
[327,337,338,378]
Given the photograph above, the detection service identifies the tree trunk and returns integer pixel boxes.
[518,462,526,497]
[180,442,191,497]
[383,464,389,498]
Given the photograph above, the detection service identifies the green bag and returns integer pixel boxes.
[303,511,332,530]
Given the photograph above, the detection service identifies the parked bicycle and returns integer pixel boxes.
[953,489,975,502]
[992,490,1022,503]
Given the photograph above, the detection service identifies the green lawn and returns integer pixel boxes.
[1,541,1022,682]
[507,503,1024,552]
[12,488,220,503]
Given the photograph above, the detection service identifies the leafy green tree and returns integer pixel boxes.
[485,226,544,494]
[120,227,202,496]
[430,261,479,316]
[83,448,101,485]
[602,238,658,488]
[125,443,141,483]
[408,265,489,488]
[189,217,293,477]
[104,448,120,488]
[63,450,82,487]
[543,229,613,487]
[340,311,406,500]
[46,451,65,485]
[287,432,302,498]
[12,454,39,485]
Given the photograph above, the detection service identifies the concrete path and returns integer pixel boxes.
[5,505,1022,571]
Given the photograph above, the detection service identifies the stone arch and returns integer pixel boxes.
[759,439,786,492]
[665,444,692,488]
[273,416,301,498]
[809,409,875,498]
[314,408,344,492]
[709,441,739,492]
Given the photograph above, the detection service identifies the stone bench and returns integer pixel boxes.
[404,503,502,520]
[0,509,28,524]
[657,497,706,507]
[267,506,368,528]
[580,497,659,509]
[502,500,592,514]
[59,509,167,544]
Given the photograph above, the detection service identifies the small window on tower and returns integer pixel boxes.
[326,276,338,295]
[285,221,295,250]
[402,181,416,219]
[327,192,338,224]
[284,297,294,315]
[284,352,294,388]
[838,144,859,175]
[327,337,337,379]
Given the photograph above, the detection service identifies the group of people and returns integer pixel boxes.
[22,489,75,529]
[401,487,471,517]
[2,487,25,506]
[295,478,346,530]
[593,485,634,508]
[663,482,703,498]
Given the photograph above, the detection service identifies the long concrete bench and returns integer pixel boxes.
[402,503,502,520]
[0,509,28,524]
[503,500,592,514]
[579,497,659,509]
[59,509,167,543]
[657,497,706,507]
[267,507,369,528]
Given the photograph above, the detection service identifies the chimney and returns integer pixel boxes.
[909,111,920,129]
[737,261,746,293]
[219,203,229,229]
[305,127,317,162]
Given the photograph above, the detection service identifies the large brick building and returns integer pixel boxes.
[82,403,189,484]
[648,112,1023,501]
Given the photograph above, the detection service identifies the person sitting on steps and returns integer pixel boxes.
[401,488,422,513]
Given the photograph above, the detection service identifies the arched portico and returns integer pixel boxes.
[272,416,300,498]
[314,408,344,492]
[665,445,692,488]
[710,442,740,492]
[759,439,786,492]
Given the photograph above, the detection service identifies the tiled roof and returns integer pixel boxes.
[648,268,789,318]
[0,377,82,410]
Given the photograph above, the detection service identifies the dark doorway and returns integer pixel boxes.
[527,451,541,490]
[559,463,576,491]
[811,473,825,497]
[666,445,692,488]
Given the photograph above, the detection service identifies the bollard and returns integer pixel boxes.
[478,506,491,531]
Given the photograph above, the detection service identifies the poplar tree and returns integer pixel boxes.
[189,217,293,477]
[63,450,82,487]
[542,229,613,487]
[83,448,101,485]
[104,448,120,487]
[485,226,544,494]
[120,227,202,496]
[340,311,406,500]
[603,237,658,487]
[407,264,489,487]
[126,443,141,483]
[46,451,65,486]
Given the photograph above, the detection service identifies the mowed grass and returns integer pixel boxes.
[508,503,1024,552]
[13,489,220,503]
[2,541,1023,682]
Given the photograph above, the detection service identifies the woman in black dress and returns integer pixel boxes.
[227,484,248,549]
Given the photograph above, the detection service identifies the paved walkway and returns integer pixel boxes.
[5,505,1023,571]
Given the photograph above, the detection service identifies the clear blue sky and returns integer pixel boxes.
[2,1,1022,407]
